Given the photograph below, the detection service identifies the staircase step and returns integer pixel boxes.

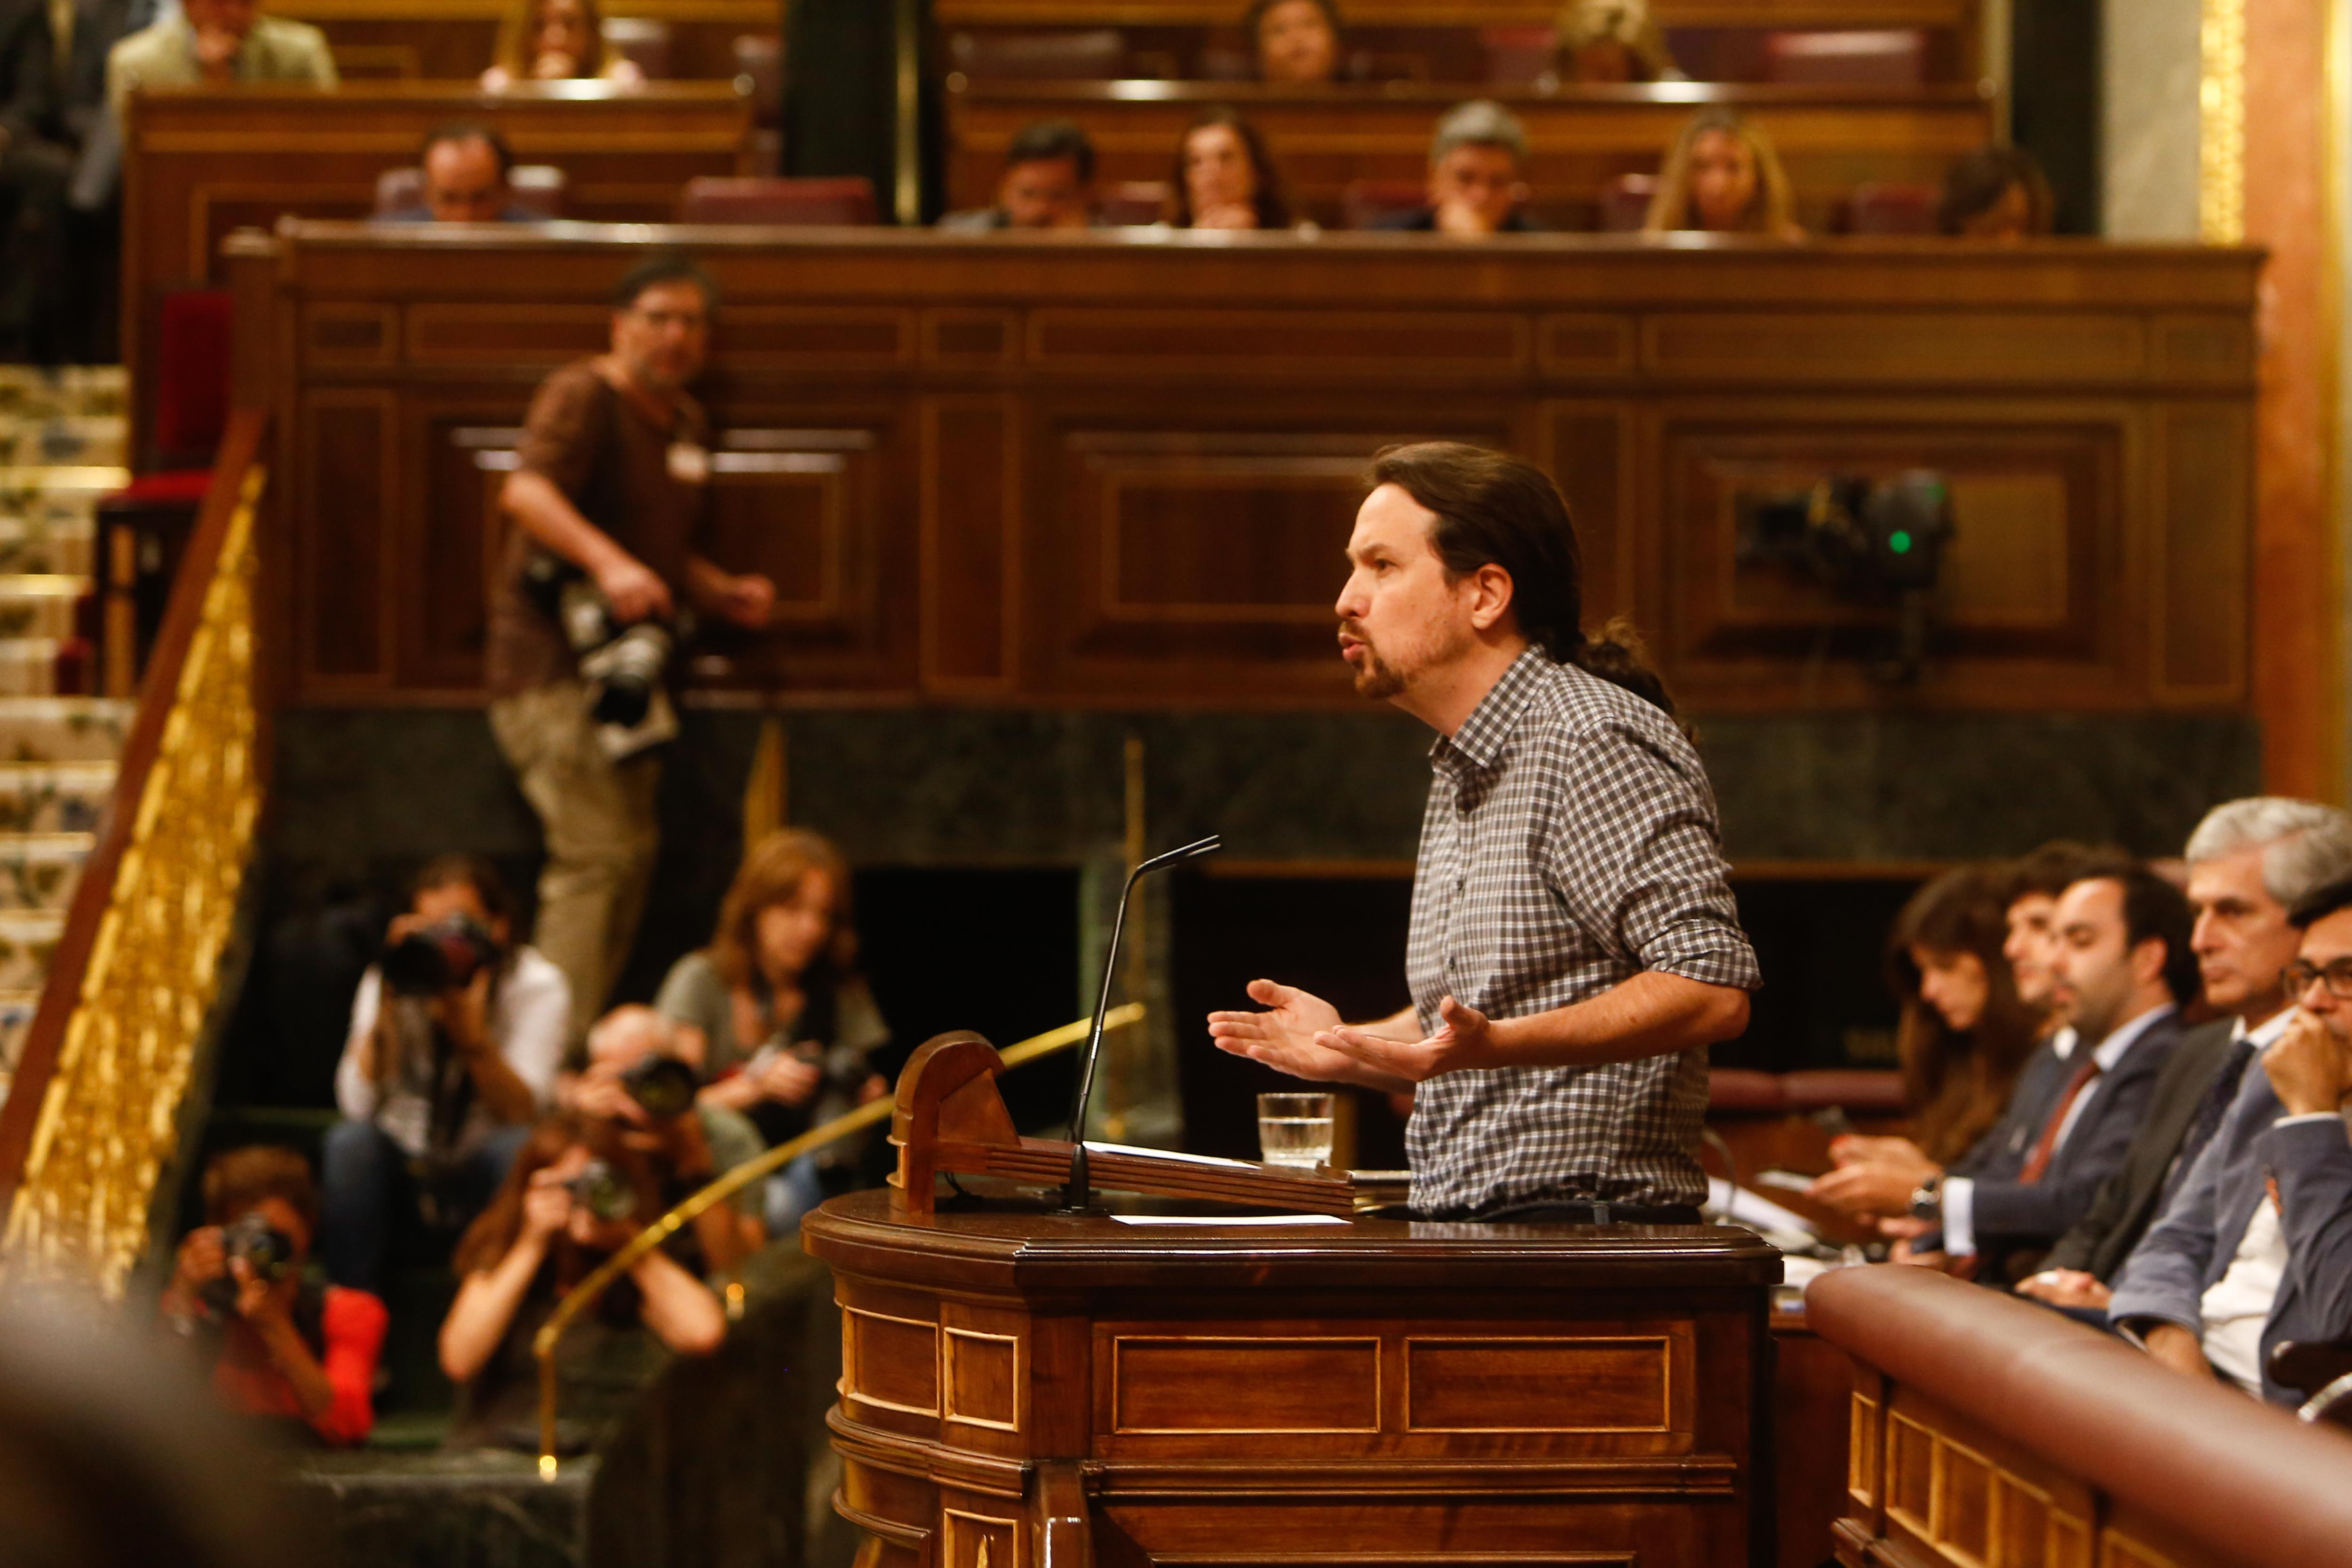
[0,986,37,1091]
[0,416,128,470]
[0,366,127,424]
[0,578,92,639]
[0,834,93,912]
[0,697,134,762]
[0,763,113,834]
[0,910,62,993]
[0,517,95,577]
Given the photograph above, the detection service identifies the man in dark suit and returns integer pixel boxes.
[2107,876,2352,1404]
[2022,800,2352,1307]
[0,0,73,359]
[1915,863,2195,1281]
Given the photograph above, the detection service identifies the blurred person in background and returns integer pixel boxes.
[657,828,889,1233]
[160,1146,387,1449]
[325,854,568,1293]
[0,0,75,362]
[1878,865,2043,1167]
[1644,107,1805,241]
[1553,0,1682,83]
[1168,105,1292,230]
[938,118,1097,231]
[479,0,639,89]
[1377,100,1536,235]
[1250,0,1342,84]
[377,122,544,224]
[562,1002,768,1273]
[106,0,335,127]
[439,1115,724,1445]
[1939,143,2054,239]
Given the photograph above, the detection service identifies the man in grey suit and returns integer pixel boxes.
[2022,799,2352,1307]
[2107,875,2352,1403]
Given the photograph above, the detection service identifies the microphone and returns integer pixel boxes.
[1061,833,1222,1210]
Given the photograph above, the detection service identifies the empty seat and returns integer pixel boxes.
[1097,180,1171,226]
[947,29,1125,81]
[372,165,568,218]
[1598,173,1656,232]
[600,16,672,79]
[1845,181,1938,235]
[675,175,877,226]
[1781,1069,1907,1116]
[1480,25,1555,86]
[1341,178,1428,230]
[1707,1068,1787,1115]
[1764,30,1928,87]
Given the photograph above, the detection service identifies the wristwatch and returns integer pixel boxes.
[1908,1174,1944,1222]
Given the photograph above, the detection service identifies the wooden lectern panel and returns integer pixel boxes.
[803,1191,1779,1568]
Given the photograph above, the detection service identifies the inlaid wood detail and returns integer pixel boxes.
[944,1328,1022,1433]
[1402,1336,1672,1434]
[1110,1336,1383,1434]
[845,1307,940,1419]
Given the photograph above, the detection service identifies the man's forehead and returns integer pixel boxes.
[2303,907,2352,957]
[2055,876,2121,924]
[1349,484,1436,551]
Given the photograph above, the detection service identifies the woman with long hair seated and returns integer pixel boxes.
[1643,107,1806,241]
[1554,0,1683,83]
[480,0,643,89]
[439,1116,724,1445]
[1808,865,2044,1226]
[1168,106,1294,231]
[655,829,890,1230]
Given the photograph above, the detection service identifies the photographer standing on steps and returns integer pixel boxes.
[488,252,778,1030]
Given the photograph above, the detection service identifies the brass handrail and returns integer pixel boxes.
[532,1002,1145,1474]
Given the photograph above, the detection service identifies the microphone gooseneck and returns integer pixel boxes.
[1061,834,1221,1211]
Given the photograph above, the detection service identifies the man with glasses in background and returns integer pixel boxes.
[2105,872,2352,1404]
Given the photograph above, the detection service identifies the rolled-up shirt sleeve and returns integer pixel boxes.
[494,948,572,1109]
[1542,717,1760,993]
[333,968,384,1123]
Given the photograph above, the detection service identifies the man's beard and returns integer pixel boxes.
[1344,625,1405,700]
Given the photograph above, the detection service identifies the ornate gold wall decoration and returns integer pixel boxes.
[2202,0,2249,243]
[0,467,265,1297]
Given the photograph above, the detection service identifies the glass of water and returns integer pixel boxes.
[1257,1092,1336,1169]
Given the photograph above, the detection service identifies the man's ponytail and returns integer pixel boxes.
[1365,443,1685,731]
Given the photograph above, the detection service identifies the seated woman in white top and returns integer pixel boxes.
[479,0,643,90]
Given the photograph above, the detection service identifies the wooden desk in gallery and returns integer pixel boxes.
[123,82,752,453]
[273,0,775,81]
[944,81,1997,230]
[801,1189,1781,1568]
[933,0,1978,25]
[228,223,2259,717]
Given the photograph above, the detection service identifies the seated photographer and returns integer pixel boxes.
[439,1115,725,1446]
[160,1146,388,1449]
[655,829,889,1232]
[325,854,568,1293]
[562,1004,766,1274]
[489,253,776,1030]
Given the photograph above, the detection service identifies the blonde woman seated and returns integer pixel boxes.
[1555,0,1683,83]
[1643,108,1806,241]
[655,829,889,1231]
[480,0,642,89]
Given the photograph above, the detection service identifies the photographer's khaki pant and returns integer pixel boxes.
[489,680,661,1035]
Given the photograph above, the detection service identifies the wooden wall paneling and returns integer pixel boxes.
[921,397,1022,692]
[944,84,1995,230]
[297,389,399,690]
[1653,398,2137,708]
[404,409,513,692]
[1540,401,1637,626]
[2151,401,2254,706]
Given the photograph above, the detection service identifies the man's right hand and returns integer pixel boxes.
[522,1169,576,1242]
[594,553,674,623]
[1208,980,1363,1082]
[755,1052,822,1107]
[2017,1268,2113,1309]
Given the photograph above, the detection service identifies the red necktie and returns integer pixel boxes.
[2018,1056,2103,1183]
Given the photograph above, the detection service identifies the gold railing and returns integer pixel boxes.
[0,412,270,1297]
[533,1002,1144,1474]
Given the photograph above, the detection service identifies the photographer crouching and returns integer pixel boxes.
[161,1147,388,1448]
[325,856,569,1292]
[560,1004,768,1276]
[487,251,778,1028]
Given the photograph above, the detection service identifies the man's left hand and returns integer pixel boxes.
[1314,996,1497,1084]
[715,573,776,630]
[1808,1159,1923,1218]
[2264,1009,2352,1117]
[229,1258,287,1329]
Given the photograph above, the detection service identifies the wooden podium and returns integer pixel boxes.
[799,1038,1784,1568]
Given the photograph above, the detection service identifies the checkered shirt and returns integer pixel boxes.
[1404,649,1761,1216]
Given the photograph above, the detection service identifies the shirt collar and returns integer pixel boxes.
[1431,647,1552,775]
[2235,1009,2295,1049]
[2049,1023,2080,1061]
[2089,1003,2175,1070]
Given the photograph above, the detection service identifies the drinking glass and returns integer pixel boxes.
[1257,1092,1336,1169]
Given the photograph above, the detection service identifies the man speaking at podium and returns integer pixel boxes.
[1208,443,1761,1223]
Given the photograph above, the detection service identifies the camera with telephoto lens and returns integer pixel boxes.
[1735,470,1956,684]
[620,1053,700,1120]
[198,1211,300,1317]
[382,912,500,997]
[564,1159,638,1223]
[522,550,686,729]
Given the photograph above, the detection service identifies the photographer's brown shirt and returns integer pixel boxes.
[486,358,712,699]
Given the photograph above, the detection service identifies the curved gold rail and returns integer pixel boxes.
[533,1003,1145,1474]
